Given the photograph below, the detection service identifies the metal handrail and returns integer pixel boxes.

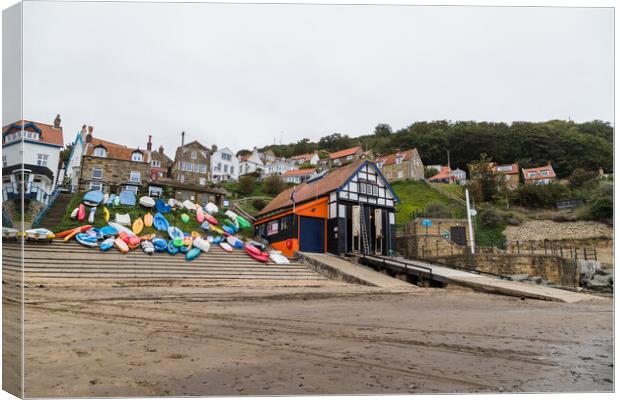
[419,256,512,280]
[31,187,62,228]
[358,253,434,283]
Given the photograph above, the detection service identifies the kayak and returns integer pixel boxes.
[115,213,131,226]
[182,200,196,211]
[248,240,267,251]
[193,237,211,252]
[139,196,155,208]
[179,236,193,252]
[226,235,244,249]
[219,242,233,252]
[181,213,190,223]
[88,207,96,224]
[245,244,269,263]
[196,207,205,223]
[225,210,238,221]
[102,193,109,204]
[225,220,239,231]
[100,237,115,251]
[211,226,225,235]
[155,198,171,213]
[205,202,218,215]
[167,240,179,255]
[115,238,129,253]
[24,228,55,240]
[127,236,141,249]
[143,212,153,227]
[153,238,168,252]
[168,198,183,209]
[77,204,86,221]
[140,233,155,241]
[190,231,201,239]
[119,190,136,206]
[107,194,116,206]
[141,240,155,255]
[153,212,169,232]
[83,190,104,206]
[237,215,252,229]
[84,228,103,240]
[222,225,236,235]
[185,247,201,261]
[108,222,137,237]
[200,221,210,231]
[269,251,290,264]
[55,225,92,238]
[63,229,80,242]
[132,217,144,235]
[204,213,218,225]
[168,226,184,241]
[212,236,223,244]
[75,233,98,247]
[99,225,118,237]
[103,207,110,222]
[70,207,79,219]
[2,227,19,239]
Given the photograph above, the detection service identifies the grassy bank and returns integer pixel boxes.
[391,180,465,224]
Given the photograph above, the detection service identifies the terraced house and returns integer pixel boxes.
[172,139,211,185]
[375,148,424,182]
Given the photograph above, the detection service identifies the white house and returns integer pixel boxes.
[238,147,264,176]
[282,168,316,184]
[2,116,65,205]
[210,146,239,182]
[263,157,296,177]
[289,152,320,166]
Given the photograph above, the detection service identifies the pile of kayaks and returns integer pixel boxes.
[54,191,287,264]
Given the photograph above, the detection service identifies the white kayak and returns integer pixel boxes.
[108,221,137,237]
[193,237,211,252]
[70,207,79,219]
[269,251,290,264]
[205,202,218,215]
[25,228,54,240]
[2,227,19,239]
[139,196,155,208]
[167,198,183,209]
[182,200,196,211]
[115,213,131,226]
[224,210,238,220]
[219,242,233,252]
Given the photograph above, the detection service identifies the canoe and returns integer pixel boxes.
[70,207,79,219]
[185,247,201,261]
[245,244,269,263]
[226,235,244,249]
[25,228,54,240]
[55,225,92,238]
[115,238,129,253]
[99,225,118,237]
[167,240,179,255]
[204,213,218,225]
[83,190,104,206]
[107,194,116,206]
[182,200,196,211]
[155,199,171,213]
[237,215,252,229]
[141,240,155,255]
[75,233,98,247]
[103,207,110,222]
[115,213,131,226]
[193,237,210,252]
[108,222,136,237]
[168,226,184,240]
[143,212,153,227]
[153,238,167,252]
[269,251,290,264]
[77,204,86,221]
[219,242,233,252]
[119,190,136,206]
[196,207,205,223]
[181,213,190,223]
[88,207,96,224]
[205,202,218,214]
[132,217,144,235]
[102,193,109,204]
[139,196,155,208]
[153,212,170,232]
[100,238,115,251]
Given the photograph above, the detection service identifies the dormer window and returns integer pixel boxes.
[395,157,404,165]
[93,147,107,157]
[132,151,143,162]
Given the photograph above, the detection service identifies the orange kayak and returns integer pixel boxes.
[56,225,92,238]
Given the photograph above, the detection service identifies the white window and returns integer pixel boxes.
[224,165,228,173]
[191,151,197,160]
[89,182,103,191]
[132,152,143,162]
[2,155,6,167]
[122,185,139,195]
[395,157,403,165]
[217,163,222,172]
[179,174,185,183]
[151,160,161,167]
[92,167,103,179]
[397,170,404,179]
[541,170,549,176]
[93,147,107,157]
[129,171,141,182]
[199,164,207,173]
[199,177,206,185]
[149,186,163,197]
[346,155,353,160]
[230,166,234,175]
[193,163,199,173]
[496,165,513,172]
[36,153,49,167]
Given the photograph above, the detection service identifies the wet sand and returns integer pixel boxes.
[9,278,613,397]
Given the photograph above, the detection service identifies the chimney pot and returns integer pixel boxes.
[147,135,152,151]
[159,145,164,154]
[53,114,61,129]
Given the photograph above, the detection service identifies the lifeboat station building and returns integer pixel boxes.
[254,160,400,257]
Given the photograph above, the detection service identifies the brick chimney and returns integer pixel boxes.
[53,114,61,129]
[147,135,152,151]
[85,126,93,143]
[159,145,164,154]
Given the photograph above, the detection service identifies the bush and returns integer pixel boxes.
[262,175,286,196]
[478,208,505,228]
[423,202,451,218]
[238,176,257,195]
[551,213,577,223]
[588,183,613,221]
[251,198,267,210]
[510,183,571,208]
[568,168,599,188]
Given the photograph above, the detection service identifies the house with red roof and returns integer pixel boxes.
[329,146,363,167]
[522,163,557,185]
[2,115,65,204]
[282,168,316,184]
[289,151,320,166]
[427,166,467,185]
[374,148,424,182]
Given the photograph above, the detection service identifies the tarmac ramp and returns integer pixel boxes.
[296,252,417,292]
[375,255,598,303]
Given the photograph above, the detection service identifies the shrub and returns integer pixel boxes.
[238,176,257,195]
[551,213,577,223]
[423,202,451,218]
[251,198,267,210]
[478,208,505,228]
[510,183,571,208]
[262,175,286,196]
[588,183,613,221]
[568,168,599,188]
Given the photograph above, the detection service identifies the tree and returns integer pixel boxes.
[293,138,315,155]
[236,149,251,158]
[424,166,439,179]
[568,168,599,188]
[59,143,73,167]
[374,124,393,137]
[318,133,354,152]
[262,175,286,196]
[468,153,504,202]
[238,176,256,195]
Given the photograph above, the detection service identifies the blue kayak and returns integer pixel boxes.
[76,233,98,247]
[107,194,116,206]
[100,238,115,251]
[155,198,171,213]
[212,236,223,244]
[186,247,201,261]
[83,190,104,206]
[119,190,136,206]
[200,221,210,231]
[100,225,118,237]
[167,240,179,255]
[153,212,170,232]
[152,238,167,252]
[222,225,235,235]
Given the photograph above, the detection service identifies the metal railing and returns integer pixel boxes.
[31,187,62,228]
[358,253,434,284]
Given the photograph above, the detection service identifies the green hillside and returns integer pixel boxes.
[391,180,464,224]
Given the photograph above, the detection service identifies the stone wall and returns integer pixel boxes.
[429,253,579,287]
[79,156,151,192]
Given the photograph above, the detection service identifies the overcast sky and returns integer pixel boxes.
[8,2,615,154]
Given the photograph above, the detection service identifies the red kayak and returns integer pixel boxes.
[77,204,86,221]
[245,244,269,263]
[55,225,92,238]
[204,213,218,225]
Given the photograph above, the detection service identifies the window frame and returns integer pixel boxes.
[129,170,141,183]
[92,167,103,179]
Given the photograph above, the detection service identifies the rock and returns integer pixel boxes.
[508,274,529,282]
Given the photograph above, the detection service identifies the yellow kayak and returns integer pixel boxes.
[143,212,153,227]
[103,207,110,222]
[132,217,144,235]
[211,226,225,235]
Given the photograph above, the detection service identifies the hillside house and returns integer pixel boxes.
[172,139,211,185]
[263,157,296,177]
[375,148,424,182]
[329,146,362,167]
[289,152,320,166]
[2,116,65,204]
[282,168,316,184]
[238,147,265,176]
[492,163,520,190]
[428,166,466,185]
[522,163,557,185]
[211,146,239,182]
[147,135,173,181]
